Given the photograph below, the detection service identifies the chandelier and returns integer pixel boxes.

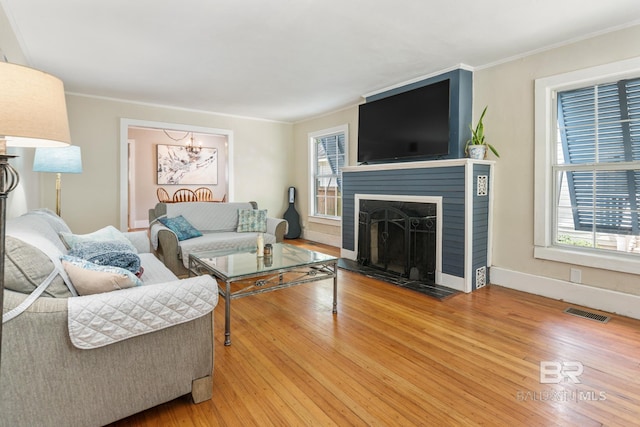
[186,133,202,154]
[162,129,201,154]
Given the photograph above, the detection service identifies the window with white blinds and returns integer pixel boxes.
[309,125,348,219]
[554,77,640,254]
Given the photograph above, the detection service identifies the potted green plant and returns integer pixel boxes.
[465,106,499,159]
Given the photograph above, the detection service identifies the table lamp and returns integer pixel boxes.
[0,61,71,372]
[33,145,82,216]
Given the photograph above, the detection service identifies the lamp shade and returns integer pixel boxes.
[0,62,71,148]
[33,146,82,173]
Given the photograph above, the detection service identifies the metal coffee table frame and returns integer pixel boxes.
[188,243,338,346]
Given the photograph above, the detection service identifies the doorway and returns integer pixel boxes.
[119,119,234,230]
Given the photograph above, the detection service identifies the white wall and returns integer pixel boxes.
[33,94,293,233]
[474,24,640,315]
[292,106,359,246]
[4,0,640,315]
[290,24,640,318]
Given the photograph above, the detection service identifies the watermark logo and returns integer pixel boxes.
[539,361,583,384]
[515,360,607,402]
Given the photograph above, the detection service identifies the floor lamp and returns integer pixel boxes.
[33,146,83,216]
[0,62,71,373]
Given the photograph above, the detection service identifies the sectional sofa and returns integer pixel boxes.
[1,209,218,427]
[149,201,287,276]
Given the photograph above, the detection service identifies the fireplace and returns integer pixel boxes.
[341,159,493,292]
[357,199,437,283]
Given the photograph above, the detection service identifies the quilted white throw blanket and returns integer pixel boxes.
[67,275,217,349]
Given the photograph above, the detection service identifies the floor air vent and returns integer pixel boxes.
[564,307,611,323]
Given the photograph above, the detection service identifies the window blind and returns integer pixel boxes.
[317,133,345,190]
[557,78,640,234]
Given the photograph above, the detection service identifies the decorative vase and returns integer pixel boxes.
[468,145,486,160]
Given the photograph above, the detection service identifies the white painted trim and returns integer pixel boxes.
[303,230,342,248]
[134,219,149,229]
[127,139,136,230]
[343,158,493,173]
[341,248,356,260]
[487,163,495,268]
[534,246,640,275]
[353,193,444,288]
[464,162,473,293]
[533,56,640,269]
[308,124,349,220]
[119,118,234,231]
[118,123,129,230]
[68,91,290,124]
[475,22,640,73]
[440,273,465,293]
[308,215,340,226]
[491,267,640,320]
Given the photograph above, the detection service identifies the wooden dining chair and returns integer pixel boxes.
[194,187,214,202]
[156,187,171,203]
[172,188,197,202]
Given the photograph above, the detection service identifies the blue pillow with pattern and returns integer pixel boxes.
[237,209,267,233]
[61,255,143,288]
[158,215,203,241]
[67,240,141,274]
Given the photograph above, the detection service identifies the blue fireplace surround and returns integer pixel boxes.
[341,159,493,293]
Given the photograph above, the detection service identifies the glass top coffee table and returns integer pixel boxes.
[188,243,338,346]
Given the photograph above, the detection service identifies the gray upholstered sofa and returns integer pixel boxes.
[1,210,218,427]
[149,201,287,277]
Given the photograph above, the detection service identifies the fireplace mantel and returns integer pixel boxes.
[342,158,493,173]
[341,159,494,293]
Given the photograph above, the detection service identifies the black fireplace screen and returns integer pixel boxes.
[357,200,436,283]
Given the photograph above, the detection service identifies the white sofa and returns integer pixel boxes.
[1,210,218,427]
[149,201,288,276]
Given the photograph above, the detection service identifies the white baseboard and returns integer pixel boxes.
[491,267,640,320]
[440,273,466,292]
[340,248,356,260]
[134,219,149,229]
[302,230,342,248]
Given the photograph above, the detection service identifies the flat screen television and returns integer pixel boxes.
[357,79,450,164]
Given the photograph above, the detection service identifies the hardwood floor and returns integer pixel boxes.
[111,241,640,426]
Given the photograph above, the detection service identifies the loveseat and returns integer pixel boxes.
[149,201,288,277]
[1,210,218,427]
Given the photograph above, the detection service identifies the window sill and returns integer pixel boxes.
[534,245,640,275]
[308,215,341,226]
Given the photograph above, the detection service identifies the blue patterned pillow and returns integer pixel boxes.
[60,225,137,252]
[158,215,203,241]
[237,209,267,233]
[61,255,143,295]
[68,240,141,274]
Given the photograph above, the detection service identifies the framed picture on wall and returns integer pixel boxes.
[157,144,218,185]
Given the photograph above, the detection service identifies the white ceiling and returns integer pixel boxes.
[2,0,640,123]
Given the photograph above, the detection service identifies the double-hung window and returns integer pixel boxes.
[309,125,348,219]
[534,58,640,273]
